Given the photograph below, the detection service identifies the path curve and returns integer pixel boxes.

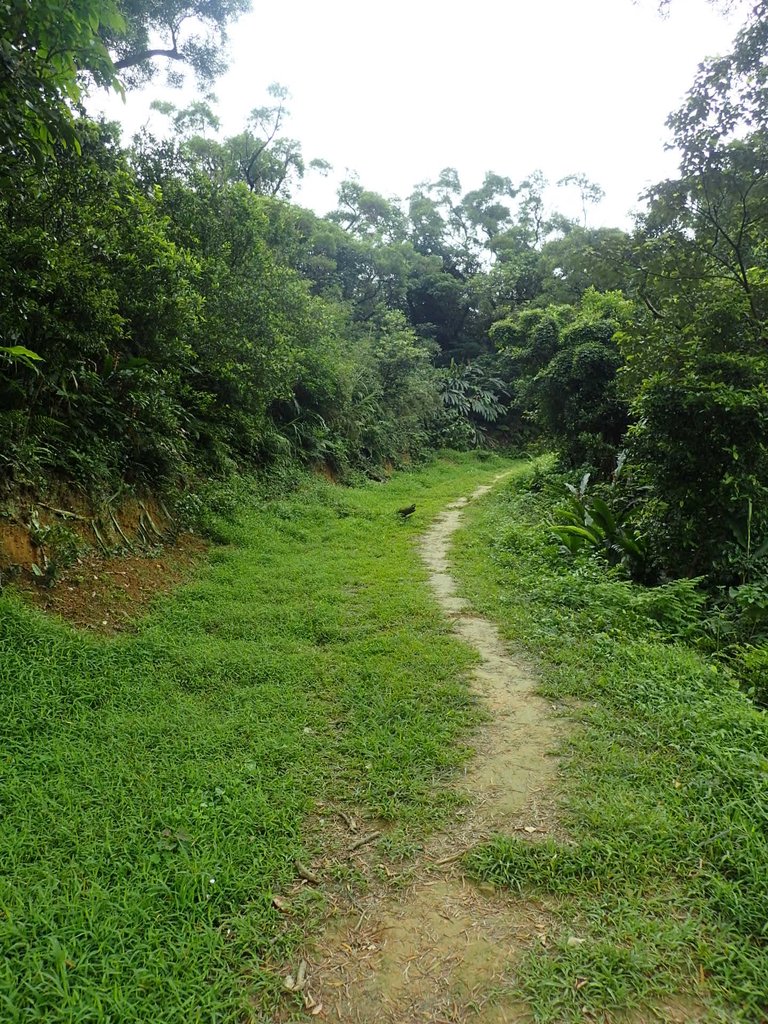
[301,476,561,1024]
[420,477,559,830]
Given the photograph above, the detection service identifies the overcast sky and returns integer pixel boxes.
[91,0,740,228]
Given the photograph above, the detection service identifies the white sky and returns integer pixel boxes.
[90,0,740,229]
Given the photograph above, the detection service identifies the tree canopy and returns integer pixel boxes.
[106,0,250,84]
[0,0,250,177]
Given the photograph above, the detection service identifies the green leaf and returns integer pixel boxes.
[588,497,617,535]
[553,524,603,545]
[0,345,44,362]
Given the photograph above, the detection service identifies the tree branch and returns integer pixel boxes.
[641,292,666,320]
[113,48,184,71]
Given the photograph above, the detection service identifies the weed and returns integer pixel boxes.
[550,471,648,576]
[377,828,424,861]
[28,515,84,586]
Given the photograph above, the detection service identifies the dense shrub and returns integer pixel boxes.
[490,289,631,472]
[0,122,448,496]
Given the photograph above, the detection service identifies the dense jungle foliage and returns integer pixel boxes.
[2,2,767,684]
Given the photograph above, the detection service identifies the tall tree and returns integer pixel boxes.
[105,0,251,85]
[0,0,249,177]
[557,173,605,228]
[147,86,330,198]
[614,2,768,583]
[0,0,122,171]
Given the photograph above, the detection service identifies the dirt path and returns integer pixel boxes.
[295,477,562,1023]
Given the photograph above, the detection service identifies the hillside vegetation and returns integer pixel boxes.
[3,4,768,609]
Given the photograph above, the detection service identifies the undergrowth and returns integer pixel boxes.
[0,452,513,1023]
[453,473,768,1023]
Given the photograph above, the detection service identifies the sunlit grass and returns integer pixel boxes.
[0,452,519,1023]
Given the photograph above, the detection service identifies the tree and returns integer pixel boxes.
[616,145,768,582]
[104,0,251,86]
[150,97,221,136]
[147,86,330,199]
[491,289,633,471]
[612,2,768,584]
[536,226,631,306]
[329,178,406,242]
[0,0,249,179]
[557,173,605,228]
[408,168,521,277]
[0,0,123,172]
[0,119,203,487]
[459,173,518,244]
[408,169,463,266]
[663,2,765,172]
[225,84,305,196]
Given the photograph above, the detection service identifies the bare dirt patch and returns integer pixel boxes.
[280,475,564,1023]
[623,997,716,1024]
[6,532,207,633]
[1,490,208,632]
[308,878,543,1024]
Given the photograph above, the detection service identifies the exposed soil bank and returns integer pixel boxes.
[4,532,206,633]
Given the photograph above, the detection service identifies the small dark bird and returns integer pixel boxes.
[396,503,416,519]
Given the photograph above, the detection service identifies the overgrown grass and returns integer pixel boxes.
[0,451,516,1023]
[452,472,768,1023]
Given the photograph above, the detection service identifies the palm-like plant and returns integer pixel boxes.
[439,361,507,422]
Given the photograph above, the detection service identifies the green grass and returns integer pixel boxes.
[0,451,517,1023]
[452,471,768,1023]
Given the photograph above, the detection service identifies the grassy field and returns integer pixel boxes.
[0,452,516,1023]
[452,471,768,1023]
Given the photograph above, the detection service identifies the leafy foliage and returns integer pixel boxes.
[0,0,123,173]
[616,148,768,583]
[491,288,632,471]
[0,0,249,180]
[104,0,251,85]
[0,116,455,495]
[4,0,768,604]
[551,472,648,576]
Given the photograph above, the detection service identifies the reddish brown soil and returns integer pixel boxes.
[314,462,340,484]
[9,532,207,633]
[0,522,38,565]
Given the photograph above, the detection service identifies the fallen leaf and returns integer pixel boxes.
[295,960,307,991]
[295,861,321,884]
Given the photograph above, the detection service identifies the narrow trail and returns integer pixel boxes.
[421,479,559,833]
[302,476,563,1024]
